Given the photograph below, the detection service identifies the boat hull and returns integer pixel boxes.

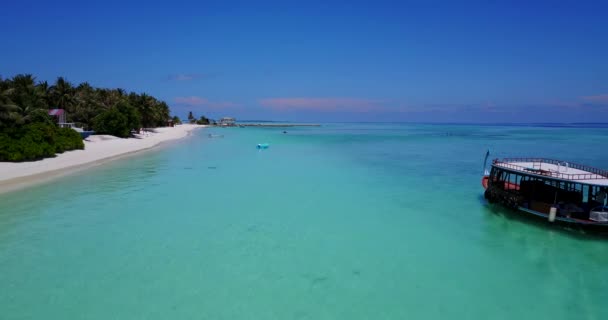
[483,180,608,231]
[481,176,489,189]
[489,205,608,233]
[516,206,608,228]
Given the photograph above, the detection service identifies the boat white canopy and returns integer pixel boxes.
[493,158,608,186]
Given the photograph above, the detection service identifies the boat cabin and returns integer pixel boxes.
[484,158,608,225]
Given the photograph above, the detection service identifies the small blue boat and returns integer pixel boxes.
[256,143,269,149]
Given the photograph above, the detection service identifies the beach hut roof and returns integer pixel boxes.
[48,109,65,116]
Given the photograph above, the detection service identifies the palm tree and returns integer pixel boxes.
[8,74,48,124]
[0,87,19,125]
[97,88,127,109]
[72,82,103,130]
[49,77,75,110]
[154,101,170,126]
[1,74,176,130]
[136,93,155,128]
[188,111,195,123]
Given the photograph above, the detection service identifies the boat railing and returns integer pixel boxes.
[493,158,608,181]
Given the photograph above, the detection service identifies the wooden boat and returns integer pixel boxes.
[481,156,608,228]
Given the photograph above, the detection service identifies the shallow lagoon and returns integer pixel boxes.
[1,123,607,319]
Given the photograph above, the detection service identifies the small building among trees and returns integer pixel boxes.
[219,117,236,126]
[48,109,67,125]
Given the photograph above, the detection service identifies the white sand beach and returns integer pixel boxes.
[0,124,204,193]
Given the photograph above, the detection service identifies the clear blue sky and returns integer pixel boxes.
[1,1,607,122]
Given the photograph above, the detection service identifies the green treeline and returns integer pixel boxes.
[188,111,212,125]
[0,74,176,161]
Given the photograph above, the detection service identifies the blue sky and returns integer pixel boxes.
[1,1,607,122]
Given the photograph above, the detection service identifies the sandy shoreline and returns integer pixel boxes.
[0,124,204,194]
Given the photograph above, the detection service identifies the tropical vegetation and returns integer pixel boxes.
[0,122,84,162]
[1,74,173,130]
[196,115,211,125]
[186,111,212,125]
[0,74,183,161]
[187,111,195,124]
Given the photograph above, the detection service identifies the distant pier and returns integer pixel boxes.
[233,123,321,127]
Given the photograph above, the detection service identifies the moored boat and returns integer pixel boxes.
[481,156,608,228]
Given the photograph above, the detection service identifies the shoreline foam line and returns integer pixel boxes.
[0,124,204,194]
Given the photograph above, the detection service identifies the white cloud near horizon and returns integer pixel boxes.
[259,97,387,112]
[174,96,240,109]
[581,94,608,104]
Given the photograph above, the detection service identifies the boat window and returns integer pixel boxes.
[493,168,506,182]
[489,168,495,179]
[590,186,607,205]
[510,172,523,187]
[498,170,505,181]
[582,185,589,203]
[568,182,575,192]
[508,173,516,184]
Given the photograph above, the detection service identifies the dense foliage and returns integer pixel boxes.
[0,122,84,161]
[196,116,210,125]
[92,101,141,138]
[0,74,172,130]
[0,74,188,161]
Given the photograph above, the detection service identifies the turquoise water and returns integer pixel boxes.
[1,123,608,319]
